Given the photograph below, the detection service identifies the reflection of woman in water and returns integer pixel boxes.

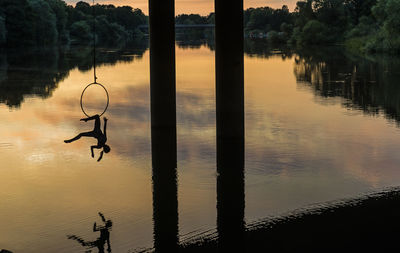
[64,114,111,162]
[67,212,112,253]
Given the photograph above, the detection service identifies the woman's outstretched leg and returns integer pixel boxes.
[82,115,101,131]
[64,131,94,143]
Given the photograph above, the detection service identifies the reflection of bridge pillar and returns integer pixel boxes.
[151,150,178,253]
[215,0,245,252]
[149,0,178,252]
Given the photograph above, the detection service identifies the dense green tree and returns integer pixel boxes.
[368,0,400,52]
[0,14,6,45]
[65,5,86,27]
[0,0,147,46]
[244,5,294,36]
[346,15,377,38]
[266,30,281,44]
[344,0,400,53]
[313,0,348,37]
[294,0,315,28]
[45,0,69,42]
[245,7,274,32]
[271,5,292,30]
[114,6,145,29]
[345,0,377,25]
[70,20,92,42]
[280,22,293,34]
[29,0,58,46]
[95,15,128,43]
[207,13,215,24]
[176,14,208,25]
[1,0,36,46]
[75,1,91,15]
[299,20,331,45]
[380,0,400,35]
[290,0,349,45]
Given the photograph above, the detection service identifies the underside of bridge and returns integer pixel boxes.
[149,0,244,252]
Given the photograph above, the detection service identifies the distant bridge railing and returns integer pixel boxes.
[138,24,215,30]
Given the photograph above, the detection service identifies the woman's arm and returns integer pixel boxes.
[93,222,99,232]
[91,145,102,157]
[97,151,104,162]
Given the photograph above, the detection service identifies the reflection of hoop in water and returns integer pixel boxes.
[80,82,109,117]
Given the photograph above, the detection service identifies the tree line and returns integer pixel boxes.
[1,0,399,53]
[287,0,400,53]
[0,0,147,47]
[176,0,400,54]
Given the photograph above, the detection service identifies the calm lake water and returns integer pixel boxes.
[1,42,400,252]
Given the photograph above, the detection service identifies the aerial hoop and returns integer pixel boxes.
[80,82,109,117]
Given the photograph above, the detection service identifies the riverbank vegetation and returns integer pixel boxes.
[0,0,147,47]
[1,0,400,54]
[244,0,400,54]
[175,0,400,54]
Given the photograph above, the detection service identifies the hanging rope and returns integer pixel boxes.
[79,0,109,117]
[92,0,97,83]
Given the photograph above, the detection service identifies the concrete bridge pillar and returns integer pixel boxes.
[149,0,244,251]
[215,0,245,252]
[149,0,178,252]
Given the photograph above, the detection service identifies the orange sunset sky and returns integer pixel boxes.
[65,0,297,15]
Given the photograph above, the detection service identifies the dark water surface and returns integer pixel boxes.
[1,42,400,252]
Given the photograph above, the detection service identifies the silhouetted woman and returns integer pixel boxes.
[64,114,110,161]
[67,212,112,253]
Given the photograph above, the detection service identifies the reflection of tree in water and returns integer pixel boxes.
[244,39,293,59]
[0,47,68,107]
[176,28,214,50]
[175,33,295,60]
[0,50,7,85]
[67,212,112,253]
[294,47,400,124]
[0,42,148,108]
[176,39,212,50]
[67,41,148,72]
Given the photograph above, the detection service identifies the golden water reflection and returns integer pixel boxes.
[0,45,400,252]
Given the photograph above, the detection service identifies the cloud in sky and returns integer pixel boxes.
[64,0,297,15]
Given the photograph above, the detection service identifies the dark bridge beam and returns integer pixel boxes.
[149,0,178,252]
[215,0,245,252]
